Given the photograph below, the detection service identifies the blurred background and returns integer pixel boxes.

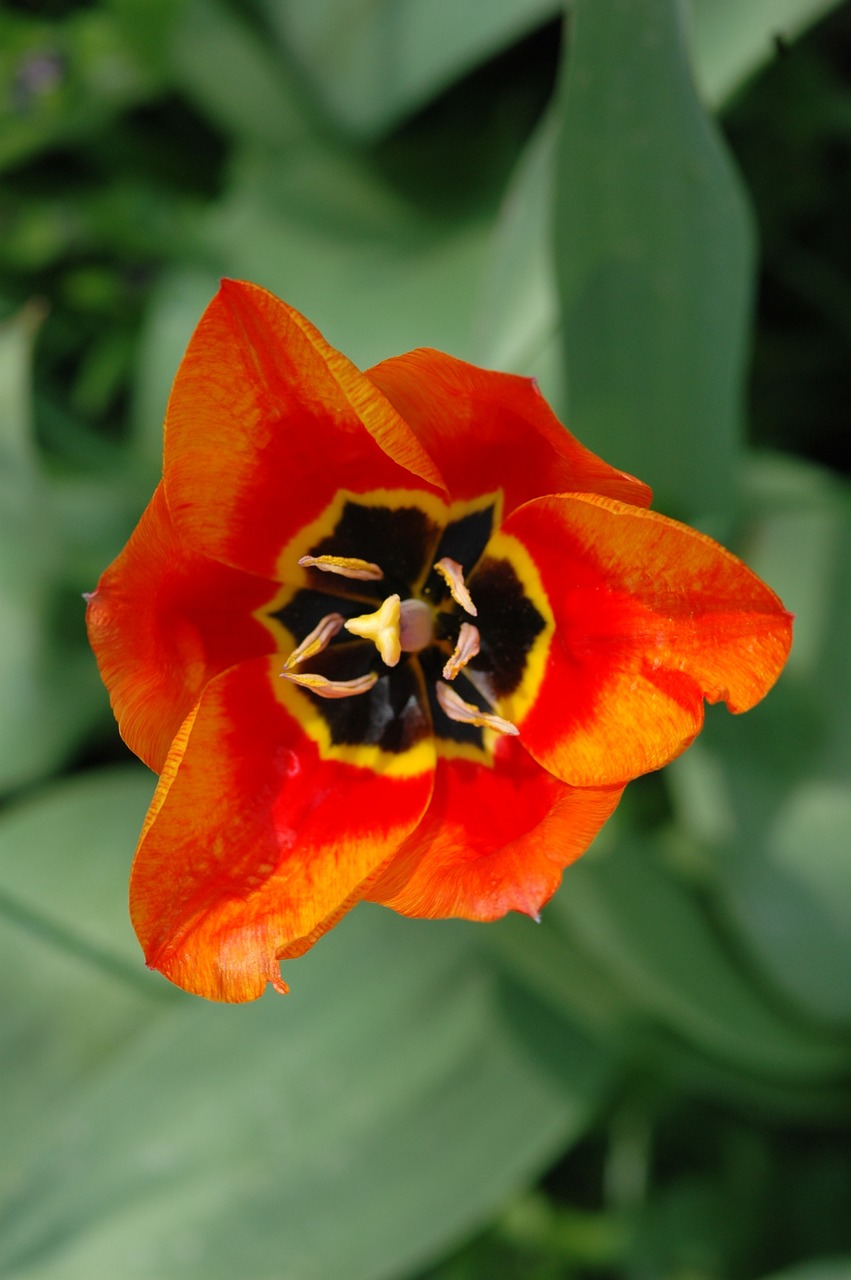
[0,1,849,1277]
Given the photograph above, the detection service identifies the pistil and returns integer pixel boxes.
[344,595,402,666]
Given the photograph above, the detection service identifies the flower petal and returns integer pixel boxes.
[130,656,435,1002]
[502,493,793,786]
[368,737,623,920]
[164,280,446,579]
[85,484,278,772]
[366,349,651,514]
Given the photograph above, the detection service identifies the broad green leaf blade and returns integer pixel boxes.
[257,0,560,139]
[0,769,612,1280]
[554,0,753,517]
[0,768,167,1202]
[552,840,850,1082]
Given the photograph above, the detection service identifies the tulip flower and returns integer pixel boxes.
[87,281,792,1002]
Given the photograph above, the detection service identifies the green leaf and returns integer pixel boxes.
[554,0,753,518]
[552,839,849,1082]
[256,0,560,139]
[755,1261,851,1280]
[473,114,562,398]
[0,8,165,172]
[0,308,102,794]
[170,0,311,146]
[133,141,494,413]
[0,769,611,1280]
[669,457,851,1026]
[689,0,849,108]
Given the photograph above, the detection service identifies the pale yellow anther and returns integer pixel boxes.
[435,681,518,737]
[279,669,379,699]
[442,622,481,681]
[434,557,477,617]
[344,595,402,667]
[282,612,344,671]
[298,554,383,581]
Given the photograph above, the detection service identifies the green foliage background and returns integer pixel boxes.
[1,1,849,1277]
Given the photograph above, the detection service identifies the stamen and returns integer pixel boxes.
[280,669,378,699]
[434,557,477,617]
[442,622,481,681]
[298,554,383,581]
[344,595,401,667]
[436,681,518,736]
[282,612,344,671]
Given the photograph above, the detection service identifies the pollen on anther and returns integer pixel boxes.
[442,622,481,680]
[283,612,344,671]
[279,669,378,699]
[434,558,477,617]
[435,681,518,736]
[298,554,383,581]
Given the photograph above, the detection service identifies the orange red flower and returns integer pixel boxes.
[86,280,792,1002]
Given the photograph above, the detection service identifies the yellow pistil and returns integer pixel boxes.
[436,681,518,737]
[344,595,402,667]
[279,669,379,699]
[442,622,481,681]
[434,557,477,616]
[298,554,383,581]
[282,612,344,671]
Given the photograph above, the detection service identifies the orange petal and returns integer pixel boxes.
[366,349,651,515]
[368,736,623,920]
[130,655,435,1002]
[85,484,277,772]
[163,281,446,579]
[503,493,793,786]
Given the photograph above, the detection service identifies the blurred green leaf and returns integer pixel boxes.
[551,839,849,1081]
[473,114,561,393]
[0,769,612,1280]
[0,8,166,172]
[0,307,102,793]
[0,768,164,1203]
[476,0,849,413]
[256,0,560,139]
[554,0,753,518]
[689,0,849,108]
[205,144,493,367]
[170,0,311,146]
[756,1262,851,1280]
[670,457,851,1026]
[132,138,495,448]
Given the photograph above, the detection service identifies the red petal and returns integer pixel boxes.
[368,737,623,920]
[502,493,793,786]
[86,484,278,772]
[164,281,446,578]
[130,656,435,1002]
[366,349,651,515]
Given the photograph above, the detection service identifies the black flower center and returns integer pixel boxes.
[266,496,545,761]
